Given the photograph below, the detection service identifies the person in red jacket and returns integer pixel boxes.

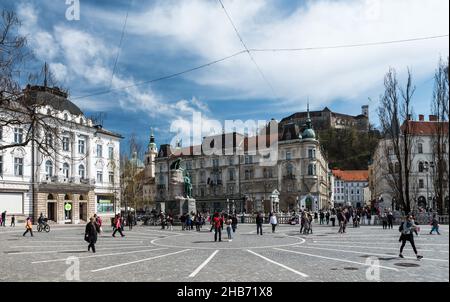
[112,214,125,237]
[212,212,222,242]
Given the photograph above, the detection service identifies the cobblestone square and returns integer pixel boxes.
[0,223,448,282]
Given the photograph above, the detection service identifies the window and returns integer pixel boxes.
[45,133,53,146]
[418,162,424,173]
[62,137,70,151]
[229,157,234,166]
[229,169,235,181]
[308,164,316,176]
[14,157,23,176]
[186,161,192,170]
[228,185,234,195]
[109,172,114,184]
[97,144,103,157]
[97,171,103,183]
[200,159,205,168]
[418,143,423,154]
[200,171,206,183]
[64,113,68,121]
[78,140,85,154]
[108,147,114,160]
[45,160,53,177]
[245,169,252,180]
[63,163,70,178]
[14,128,23,144]
[287,164,294,176]
[0,156,2,175]
[286,151,292,160]
[308,148,316,159]
[244,155,253,164]
[419,179,424,189]
[78,165,85,179]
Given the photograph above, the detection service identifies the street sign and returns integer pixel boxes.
[64,203,72,211]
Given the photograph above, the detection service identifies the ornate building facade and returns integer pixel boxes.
[0,85,122,224]
[154,109,331,214]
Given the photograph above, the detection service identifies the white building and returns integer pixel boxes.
[332,169,369,208]
[371,115,449,213]
[0,85,122,224]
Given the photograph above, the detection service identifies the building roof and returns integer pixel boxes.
[332,169,369,182]
[24,85,83,116]
[401,120,449,136]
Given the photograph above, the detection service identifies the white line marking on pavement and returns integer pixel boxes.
[311,240,449,246]
[274,248,399,271]
[294,245,448,262]
[90,249,191,272]
[7,245,148,255]
[246,249,308,277]
[31,248,168,264]
[308,243,449,253]
[189,250,219,278]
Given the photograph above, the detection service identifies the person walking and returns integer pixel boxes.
[399,216,423,260]
[23,217,33,237]
[367,212,372,225]
[112,214,125,237]
[180,214,186,231]
[429,215,441,235]
[269,212,278,233]
[382,213,388,229]
[330,212,336,227]
[231,214,238,233]
[10,214,15,227]
[314,212,318,224]
[85,217,100,253]
[1,211,6,227]
[387,211,394,229]
[225,215,233,241]
[338,211,347,234]
[325,211,330,225]
[94,214,103,233]
[127,212,133,231]
[256,212,264,235]
[212,212,222,242]
[167,214,174,231]
[319,211,325,225]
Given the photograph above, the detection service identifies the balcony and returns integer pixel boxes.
[283,174,296,180]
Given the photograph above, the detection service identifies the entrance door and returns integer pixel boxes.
[47,202,56,221]
[79,203,88,221]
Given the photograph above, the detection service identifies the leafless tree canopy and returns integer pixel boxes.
[378,68,416,214]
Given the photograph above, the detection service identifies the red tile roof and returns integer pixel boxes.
[332,169,369,182]
[401,121,449,136]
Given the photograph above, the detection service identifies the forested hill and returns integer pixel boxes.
[318,127,381,170]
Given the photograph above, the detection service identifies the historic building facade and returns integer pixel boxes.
[0,85,122,224]
[370,115,449,213]
[332,169,369,208]
[155,110,331,214]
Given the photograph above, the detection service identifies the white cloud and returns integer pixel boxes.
[100,0,449,110]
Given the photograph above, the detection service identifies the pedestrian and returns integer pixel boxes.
[94,214,103,233]
[269,212,278,233]
[330,212,336,227]
[256,212,263,235]
[180,213,186,231]
[85,217,100,253]
[212,212,222,242]
[127,211,133,231]
[300,212,306,233]
[429,215,441,235]
[382,213,388,229]
[307,212,313,234]
[325,211,330,225]
[231,214,238,233]
[112,214,125,237]
[168,214,174,231]
[398,216,423,260]
[23,217,33,237]
[387,211,394,229]
[338,211,347,234]
[10,214,15,227]
[314,211,318,224]
[225,215,232,241]
[319,211,325,225]
[1,211,6,227]
[367,212,372,225]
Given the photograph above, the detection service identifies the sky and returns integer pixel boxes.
[2,0,449,155]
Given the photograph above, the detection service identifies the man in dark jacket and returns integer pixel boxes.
[85,217,100,253]
[256,212,264,235]
[231,214,238,233]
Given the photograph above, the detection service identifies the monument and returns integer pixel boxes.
[165,158,197,215]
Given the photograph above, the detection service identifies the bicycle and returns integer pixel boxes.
[37,221,50,233]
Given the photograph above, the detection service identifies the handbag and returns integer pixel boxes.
[84,234,90,242]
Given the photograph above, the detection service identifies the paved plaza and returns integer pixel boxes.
[0,223,448,282]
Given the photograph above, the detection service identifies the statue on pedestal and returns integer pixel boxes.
[184,171,193,198]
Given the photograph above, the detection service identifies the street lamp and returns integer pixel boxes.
[423,162,435,212]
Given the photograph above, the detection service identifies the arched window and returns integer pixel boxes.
[418,162,424,173]
[79,164,85,179]
[47,194,54,200]
[64,194,70,200]
[63,163,70,178]
[45,160,53,177]
[79,195,85,201]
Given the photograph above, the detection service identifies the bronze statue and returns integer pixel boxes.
[184,171,193,198]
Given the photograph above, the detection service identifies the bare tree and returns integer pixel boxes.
[431,57,449,214]
[378,68,416,214]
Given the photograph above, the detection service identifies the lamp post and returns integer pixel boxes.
[424,162,435,212]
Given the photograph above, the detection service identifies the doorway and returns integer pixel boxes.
[47,202,56,222]
[79,202,88,222]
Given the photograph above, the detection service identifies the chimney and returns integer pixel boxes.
[429,115,438,122]
[419,114,424,121]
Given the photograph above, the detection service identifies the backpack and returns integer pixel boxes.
[398,223,404,233]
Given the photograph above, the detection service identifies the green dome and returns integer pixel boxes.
[302,128,316,140]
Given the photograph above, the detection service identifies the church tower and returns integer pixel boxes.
[144,128,158,178]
